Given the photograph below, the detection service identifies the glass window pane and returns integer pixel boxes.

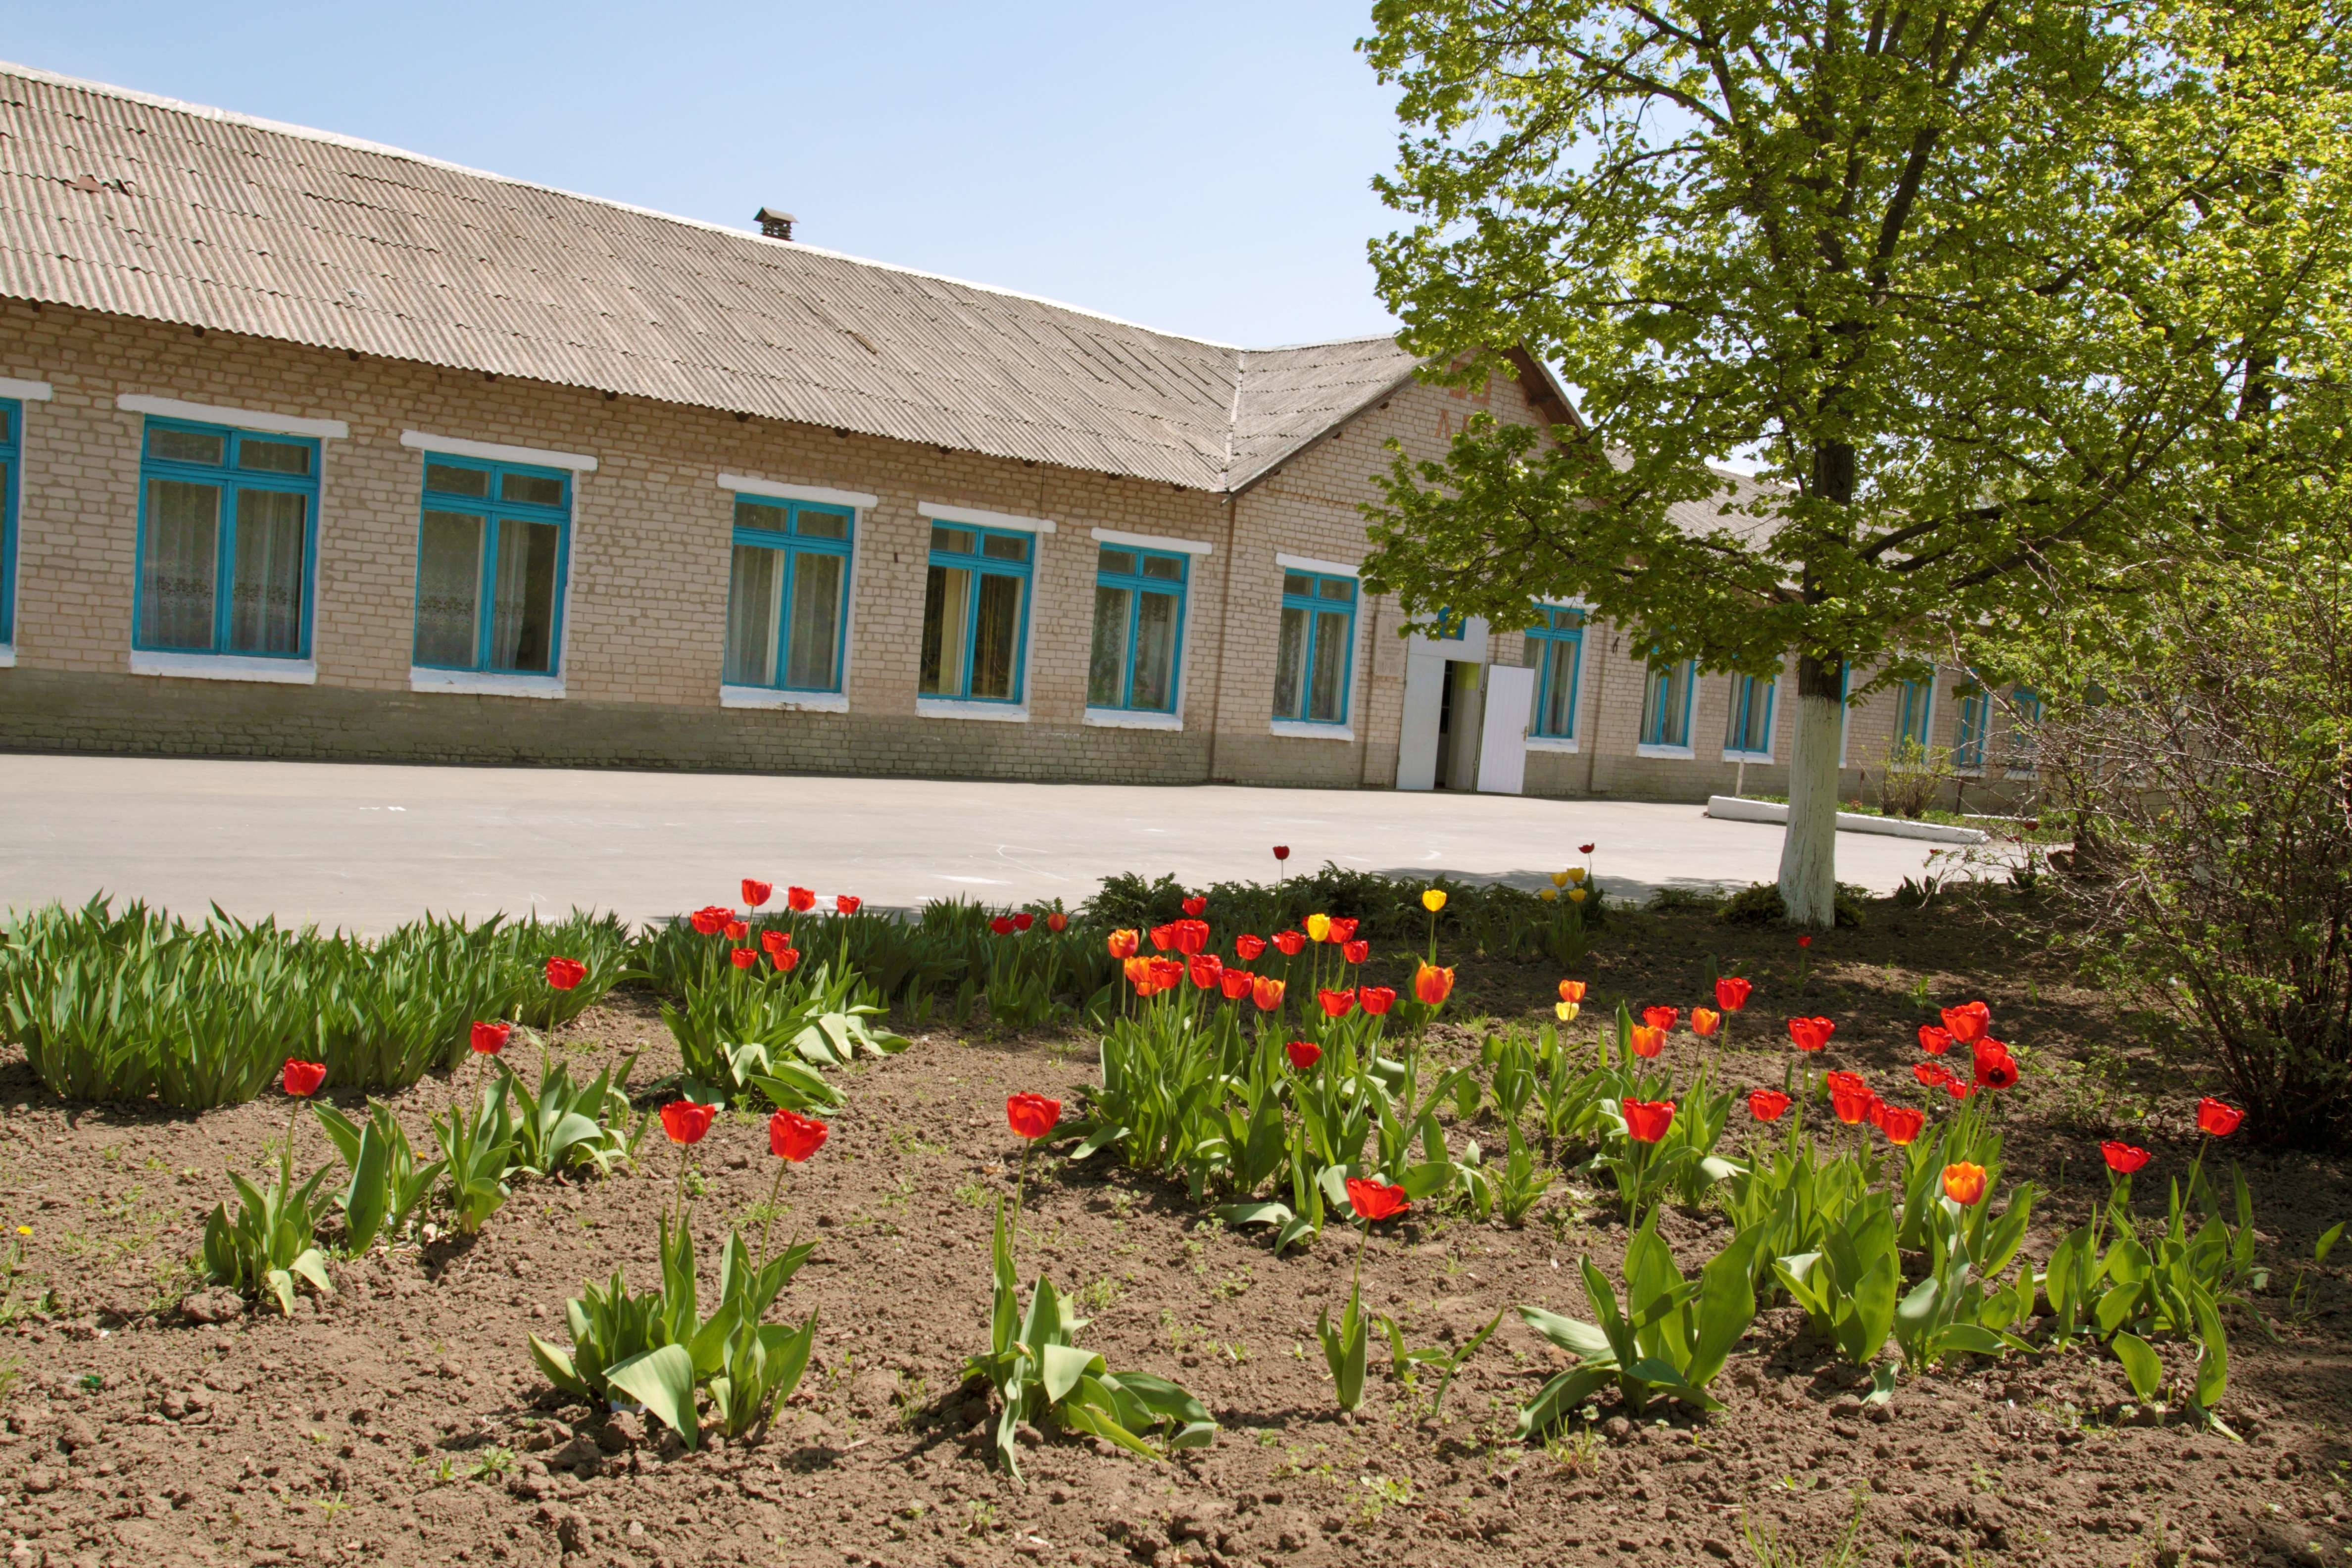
[793,507,849,540]
[784,550,844,690]
[415,511,484,668]
[1282,573,1311,598]
[931,527,975,556]
[1308,609,1350,722]
[226,489,307,655]
[1130,590,1179,711]
[920,565,971,696]
[487,519,561,673]
[735,500,787,533]
[1665,665,1690,745]
[1274,606,1308,719]
[148,427,225,466]
[1540,641,1577,736]
[1141,554,1183,582]
[1097,548,1135,577]
[0,408,12,444]
[1319,577,1354,602]
[981,533,1028,562]
[236,439,310,476]
[140,478,219,649]
[1088,584,1132,707]
[970,572,1024,699]
[425,462,490,499]
[501,471,565,508]
[724,544,781,686]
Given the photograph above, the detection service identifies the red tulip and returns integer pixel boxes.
[1273,845,1291,862]
[1344,1177,1408,1222]
[1558,980,1588,1004]
[282,1059,327,1098]
[723,921,749,942]
[1621,1098,1676,1143]
[1148,923,1176,953]
[1913,1061,1953,1090]
[731,948,759,970]
[1629,1025,1666,1059]
[1578,842,1595,854]
[1748,1088,1791,1122]
[1326,917,1360,945]
[1798,934,1813,948]
[770,947,800,973]
[1285,1039,1321,1071]
[470,1021,511,1056]
[1342,939,1370,965]
[545,957,587,991]
[1189,954,1225,990]
[1691,1008,1721,1037]
[786,886,817,913]
[1824,1069,1866,1097]
[741,880,773,909]
[1358,985,1397,1016]
[1879,1105,1927,1146]
[1180,895,1207,917]
[769,1109,828,1162]
[1219,967,1254,1001]
[1170,919,1211,956]
[689,906,734,936]
[990,916,1017,936]
[1917,1026,1953,1055]
[1830,1080,1877,1126]
[1972,1047,2020,1091]
[1318,988,1357,1019]
[1124,956,1158,996]
[660,1100,717,1145]
[1942,1162,1988,1205]
[1006,1093,1061,1141]
[1012,912,1035,932]
[761,928,794,956]
[1786,1017,1836,1052]
[1045,911,1068,933]
[1271,930,1307,956]
[1412,961,1455,1007]
[1252,975,1286,1011]
[2101,1141,2151,1174]
[1108,928,1140,959]
[836,894,862,915]
[1941,1001,1992,1045]
[1944,1075,1977,1101]
[1641,1006,1678,1032]
[1233,933,1267,961]
[1714,976,1752,1012]
[1149,957,1185,991]
[2196,1097,2244,1136]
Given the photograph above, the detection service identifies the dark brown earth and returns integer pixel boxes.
[5,888,2351,1568]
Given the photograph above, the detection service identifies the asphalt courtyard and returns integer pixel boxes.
[0,755,1960,931]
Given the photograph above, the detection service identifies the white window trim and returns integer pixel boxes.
[1635,742,1697,760]
[131,651,317,685]
[1722,747,1776,764]
[1090,527,1212,556]
[1275,551,1359,578]
[1271,719,1355,742]
[1086,708,1183,732]
[919,697,1029,724]
[918,501,1055,535]
[409,668,566,699]
[0,378,53,402]
[400,431,597,472]
[721,686,849,713]
[1526,735,1580,754]
[118,394,345,441]
[719,475,878,509]
[0,646,18,668]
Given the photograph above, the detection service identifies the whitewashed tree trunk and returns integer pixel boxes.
[1777,653,1845,927]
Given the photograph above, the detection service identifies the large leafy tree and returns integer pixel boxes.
[1359,0,2352,924]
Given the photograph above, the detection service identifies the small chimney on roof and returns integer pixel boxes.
[756,207,796,241]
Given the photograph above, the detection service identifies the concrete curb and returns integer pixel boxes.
[1705,795,1988,845]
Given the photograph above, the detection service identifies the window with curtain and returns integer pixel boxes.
[1088,544,1188,712]
[920,524,1032,703]
[2008,688,2044,773]
[1273,569,1357,725]
[723,496,853,692]
[1640,659,1694,748]
[1894,679,1934,747]
[1523,605,1583,739]
[0,398,18,646]
[1952,687,1989,771]
[411,456,570,675]
[135,418,320,658]
[1725,672,1775,756]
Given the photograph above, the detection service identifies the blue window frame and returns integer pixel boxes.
[1952,686,1989,770]
[412,455,571,675]
[1894,679,1934,747]
[724,495,853,692]
[1088,544,1187,712]
[134,418,320,658]
[0,398,18,646]
[2009,688,2044,772]
[1524,606,1583,739]
[1725,672,1775,757]
[921,523,1031,703]
[1640,658,1694,748]
[1274,569,1357,725]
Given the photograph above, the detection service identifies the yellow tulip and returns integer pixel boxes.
[1421,888,1447,913]
[1305,912,1332,942]
[1550,870,1570,888]
[1568,887,1588,903]
[1539,888,1558,903]
[1567,867,1587,883]
[1555,1001,1579,1023]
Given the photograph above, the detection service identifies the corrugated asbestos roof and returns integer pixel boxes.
[0,62,1424,491]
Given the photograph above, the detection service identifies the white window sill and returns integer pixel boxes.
[1270,720,1354,742]
[1634,742,1696,760]
[720,686,848,713]
[0,645,14,669]
[1953,766,1987,779]
[1085,707,1183,732]
[409,668,565,699]
[1722,749,1774,764]
[2004,767,2037,780]
[131,651,317,685]
[918,698,1029,723]
[1525,735,1579,753]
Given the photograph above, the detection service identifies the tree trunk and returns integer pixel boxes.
[1778,651,1846,928]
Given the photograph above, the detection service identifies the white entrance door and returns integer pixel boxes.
[1476,664,1534,795]
[1395,652,1446,790]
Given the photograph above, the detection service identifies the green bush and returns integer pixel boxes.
[1715,882,1867,929]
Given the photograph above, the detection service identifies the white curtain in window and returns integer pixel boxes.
[141,478,219,650]
[226,490,307,655]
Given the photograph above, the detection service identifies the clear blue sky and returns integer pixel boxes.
[1,1,1408,348]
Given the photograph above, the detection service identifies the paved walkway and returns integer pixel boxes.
[0,755,1958,931]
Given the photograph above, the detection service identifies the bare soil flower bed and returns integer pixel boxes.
[4,897,2350,1568]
